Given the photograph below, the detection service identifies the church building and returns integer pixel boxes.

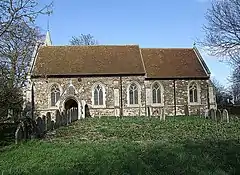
[25,32,217,119]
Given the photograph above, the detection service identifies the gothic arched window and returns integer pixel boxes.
[129,83,138,105]
[189,82,198,103]
[51,85,60,106]
[94,84,103,105]
[152,82,161,104]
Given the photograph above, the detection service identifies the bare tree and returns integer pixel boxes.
[202,0,240,66]
[211,78,233,108]
[69,34,98,45]
[0,0,52,120]
[0,23,43,86]
[229,67,240,104]
[0,0,52,37]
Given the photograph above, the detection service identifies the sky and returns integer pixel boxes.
[36,0,231,86]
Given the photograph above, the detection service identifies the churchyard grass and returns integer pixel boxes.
[0,116,240,174]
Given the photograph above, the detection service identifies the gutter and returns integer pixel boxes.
[145,76,210,80]
[31,73,145,79]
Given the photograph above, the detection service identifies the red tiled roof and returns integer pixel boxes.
[141,48,209,79]
[32,45,210,79]
[32,45,145,76]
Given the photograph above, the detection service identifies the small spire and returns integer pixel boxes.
[44,30,52,46]
[44,12,52,46]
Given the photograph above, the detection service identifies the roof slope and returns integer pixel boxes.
[141,48,209,79]
[32,45,210,79]
[32,45,145,76]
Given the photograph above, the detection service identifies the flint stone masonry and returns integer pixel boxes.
[31,76,213,118]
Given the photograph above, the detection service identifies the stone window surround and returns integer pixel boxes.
[188,81,201,105]
[151,81,164,107]
[48,83,63,109]
[126,81,141,107]
[91,82,106,108]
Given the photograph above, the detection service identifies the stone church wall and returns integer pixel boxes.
[32,76,212,119]
[174,79,209,115]
[144,79,209,116]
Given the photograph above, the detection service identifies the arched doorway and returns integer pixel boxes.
[64,98,78,110]
[64,98,78,121]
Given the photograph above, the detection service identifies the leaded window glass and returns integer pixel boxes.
[189,82,198,103]
[129,83,138,105]
[94,85,103,105]
[152,82,161,103]
[51,85,60,106]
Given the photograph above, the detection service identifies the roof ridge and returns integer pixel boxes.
[42,44,139,47]
[141,48,193,50]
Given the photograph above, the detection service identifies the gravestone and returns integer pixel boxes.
[64,111,67,125]
[66,110,70,125]
[152,109,159,118]
[75,107,78,121]
[222,109,229,123]
[147,107,150,117]
[138,106,141,117]
[61,111,66,126]
[64,110,68,124]
[85,104,91,118]
[160,108,166,121]
[184,105,189,116]
[36,117,44,136]
[55,110,61,128]
[50,120,55,130]
[209,108,216,121]
[216,109,221,122]
[15,123,24,144]
[71,108,74,121]
[69,109,72,123]
[73,108,76,121]
[197,108,201,117]
[46,112,51,131]
[72,107,78,121]
[60,112,64,126]
[204,109,209,119]
[42,115,47,132]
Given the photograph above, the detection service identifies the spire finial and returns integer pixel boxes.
[47,6,51,31]
[47,17,50,31]
[44,7,52,46]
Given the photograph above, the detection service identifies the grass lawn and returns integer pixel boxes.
[0,116,240,175]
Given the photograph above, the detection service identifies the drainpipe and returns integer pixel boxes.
[119,76,123,117]
[31,83,34,119]
[173,80,177,116]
